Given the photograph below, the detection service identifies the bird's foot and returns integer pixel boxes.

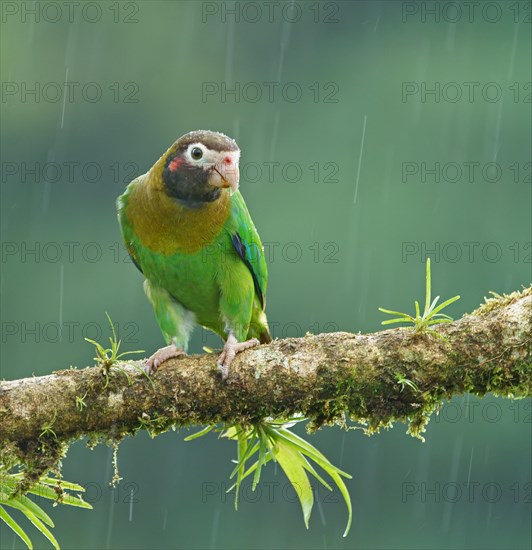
[145,344,186,375]
[217,335,259,380]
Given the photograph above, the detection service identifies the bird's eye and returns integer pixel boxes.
[191,147,203,160]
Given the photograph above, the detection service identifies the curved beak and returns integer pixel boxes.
[210,163,239,193]
[208,152,240,194]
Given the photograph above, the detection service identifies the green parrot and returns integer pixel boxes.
[117,130,271,378]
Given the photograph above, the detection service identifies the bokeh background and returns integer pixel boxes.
[1,1,531,548]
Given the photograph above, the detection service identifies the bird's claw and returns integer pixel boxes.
[145,344,186,375]
[217,336,259,380]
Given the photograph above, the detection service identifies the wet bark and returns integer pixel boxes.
[1,288,530,463]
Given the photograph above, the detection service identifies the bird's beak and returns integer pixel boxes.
[209,157,240,194]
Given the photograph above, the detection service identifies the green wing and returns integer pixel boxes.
[227,191,268,309]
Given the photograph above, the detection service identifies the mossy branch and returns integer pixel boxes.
[1,287,531,467]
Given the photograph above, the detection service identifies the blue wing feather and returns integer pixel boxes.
[227,191,268,309]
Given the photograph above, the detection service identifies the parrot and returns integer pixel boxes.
[116,130,271,378]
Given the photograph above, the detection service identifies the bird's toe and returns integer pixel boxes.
[144,344,185,374]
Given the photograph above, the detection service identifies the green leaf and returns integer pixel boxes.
[424,257,432,315]
[273,429,351,478]
[272,440,314,529]
[1,468,92,550]
[379,258,459,341]
[426,318,454,325]
[269,427,352,536]
[0,505,33,549]
[105,312,117,345]
[226,452,274,493]
[381,317,413,325]
[326,468,353,537]
[184,425,215,441]
[15,506,59,550]
[300,456,333,491]
[7,495,54,527]
[431,313,453,320]
[234,432,247,510]
[378,307,413,319]
[222,426,239,440]
[194,420,354,537]
[429,295,461,316]
[425,296,440,316]
[26,484,92,508]
[230,440,259,480]
[253,428,269,490]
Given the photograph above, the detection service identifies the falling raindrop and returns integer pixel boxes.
[353,115,367,205]
[275,5,293,82]
[129,487,134,521]
[60,67,69,129]
[59,264,64,341]
[316,492,327,526]
[209,506,220,549]
[445,21,456,52]
[232,118,240,142]
[338,432,346,467]
[225,18,234,86]
[490,100,503,164]
[441,433,464,532]
[466,448,474,485]
[373,14,381,33]
[105,488,116,548]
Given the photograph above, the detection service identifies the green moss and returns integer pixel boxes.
[7,438,68,496]
[475,288,531,317]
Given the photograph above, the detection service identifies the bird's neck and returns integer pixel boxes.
[125,169,231,255]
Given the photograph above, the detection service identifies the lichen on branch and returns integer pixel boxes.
[1,287,531,472]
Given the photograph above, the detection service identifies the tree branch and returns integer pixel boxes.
[1,288,531,467]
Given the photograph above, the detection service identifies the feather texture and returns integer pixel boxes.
[117,141,271,350]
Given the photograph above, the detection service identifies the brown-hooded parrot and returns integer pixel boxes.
[116,130,271,378]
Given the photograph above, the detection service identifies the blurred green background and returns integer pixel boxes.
[1,1,531,548]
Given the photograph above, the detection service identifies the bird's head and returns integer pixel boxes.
[160,130,240,205]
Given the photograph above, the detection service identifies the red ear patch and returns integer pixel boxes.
[169,157,183,172]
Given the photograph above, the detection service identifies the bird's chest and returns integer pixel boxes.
[134,234,238,323]
[126,184,231,255]
[122,182,237,322]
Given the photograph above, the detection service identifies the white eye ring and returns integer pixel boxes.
[189,145,205,161]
